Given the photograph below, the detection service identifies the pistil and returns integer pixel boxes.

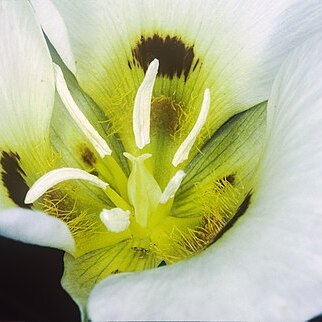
[124,153,161,228]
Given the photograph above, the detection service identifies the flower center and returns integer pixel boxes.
[25,60,210,241]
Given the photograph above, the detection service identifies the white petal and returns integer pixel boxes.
[25,168,108,204]
[0,0,54,150]
[0,208,74,253]
[87,36,322,320]
[0,0,55,209]
[29,0,76,74]
[32,0,322,138]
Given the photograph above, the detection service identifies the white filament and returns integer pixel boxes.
[133,59,159,149]
[172,89,210,167]
[25,167,108,204]
[159,170,186,204]
[53,63,112,158]
[100,208,130,233]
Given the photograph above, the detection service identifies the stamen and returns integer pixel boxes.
[25,167,108,204]
[133,59,159,149]
[159,170,186,204]
[100,208,130,233]
[53,63,112,158]
[172,89,211,167]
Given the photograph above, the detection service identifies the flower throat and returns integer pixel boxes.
[24,58,251,269]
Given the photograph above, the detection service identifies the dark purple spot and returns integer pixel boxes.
[80,146,97,167]
[1,151,31,208]
[158,260,167,267]
[192,58,200,72]
[214,174,236,192]
[226,174,235,185]
[132,34,195,81]
[90,170,99,176]
[234,193,252,219]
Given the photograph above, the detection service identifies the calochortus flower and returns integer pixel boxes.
[1,0,322,320]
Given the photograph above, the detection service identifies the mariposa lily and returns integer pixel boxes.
[0,0,322,321]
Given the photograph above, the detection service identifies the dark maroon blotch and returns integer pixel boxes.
[1,151,31,208]
[132,34,195,81]
[80,146,97,167]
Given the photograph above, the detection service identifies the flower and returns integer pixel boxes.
[1,0,322,321]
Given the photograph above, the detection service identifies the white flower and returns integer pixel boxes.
[0,0,322,321]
